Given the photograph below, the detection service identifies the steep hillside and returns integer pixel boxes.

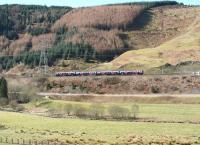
[0,5,71,56]
[52,4,198,53]
[96,10,200,71]
[52,5,144,30]
[1,2,199,71]
[0,5,71,38]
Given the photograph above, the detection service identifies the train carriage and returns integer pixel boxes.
[55,70,144,77]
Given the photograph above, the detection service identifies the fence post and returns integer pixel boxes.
[29,139,31,145]
[11,138,14,144]
[5,137,8,143]
[47,140,49,145]
[0,136,2,143]
[17,139,19,144]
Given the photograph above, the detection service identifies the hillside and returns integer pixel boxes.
[0,2,200,71]
[52,5,144,30]
[96,7,200,71]
[0,5,71,56]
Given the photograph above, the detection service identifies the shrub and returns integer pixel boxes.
[9,100,18,109]
[0,124,6,130]
[0,98,8,106]
[104,77,121,85]
[9,100,25,112]
[73,105,88,117]
[89,104,105,119]
[47,108,62,117]
[15,104,25,112]
[131,104,139,119]
[0,77,8,105]
[63,104,73,116]
[151,85,160,93]
[108,105,130,119]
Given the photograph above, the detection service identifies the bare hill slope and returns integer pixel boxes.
[96,9,200,71]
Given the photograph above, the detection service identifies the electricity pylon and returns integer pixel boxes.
[39,36,50,76]
[39,48,48,76]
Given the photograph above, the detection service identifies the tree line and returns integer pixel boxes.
[48,103,140,120]
[0,4,72,39]
[0,42,123,70]
[106,1,180,8]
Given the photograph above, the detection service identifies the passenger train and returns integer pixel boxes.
[55,70,144,77]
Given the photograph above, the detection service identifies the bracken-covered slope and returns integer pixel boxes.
[96,8,200,71]
[53,5,199,53]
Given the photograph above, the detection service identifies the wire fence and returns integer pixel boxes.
[0,136,67,145]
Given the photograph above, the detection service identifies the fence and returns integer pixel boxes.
[0,136,67,145]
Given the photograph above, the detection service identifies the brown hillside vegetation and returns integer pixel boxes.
[52,5,144,31]
[0,36,9,52]
[31,33,56,51]
[1,4,200,69]
[123,6,200,49]
[96,7,200,71]
[54,5,200,52]
[47,75,200,94]
[65,28,125,52]
[5,34,32,55]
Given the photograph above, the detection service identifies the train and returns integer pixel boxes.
[55,70,144,77]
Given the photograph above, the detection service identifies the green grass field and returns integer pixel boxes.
[1,111,200,144]
[1,97,200,144]
[28,100,200,122]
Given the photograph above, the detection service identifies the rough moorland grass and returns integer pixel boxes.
[96,16,200,71]
[1,111,200,144]
[27,100,200,122]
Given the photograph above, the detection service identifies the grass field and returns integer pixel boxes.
[1,111,200,144]
[26,100,200,122]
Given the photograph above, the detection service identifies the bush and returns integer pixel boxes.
[73,105,88,117]
[0,98,8,106]
[89,104,105,119]
[104,77,121,85]
[0,124,6,130]
[151,85,160,93]
[131,104,139,119]
[15,104,25,112]
[63,104,73,116]
[9,100,25,112]
[9,100,18,109]
[108,105,130,119]
[0,77,8,105]
[47,108,62,117]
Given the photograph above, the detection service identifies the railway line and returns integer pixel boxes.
[2,70,198,79]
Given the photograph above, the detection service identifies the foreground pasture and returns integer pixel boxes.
[0,111,200,144]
